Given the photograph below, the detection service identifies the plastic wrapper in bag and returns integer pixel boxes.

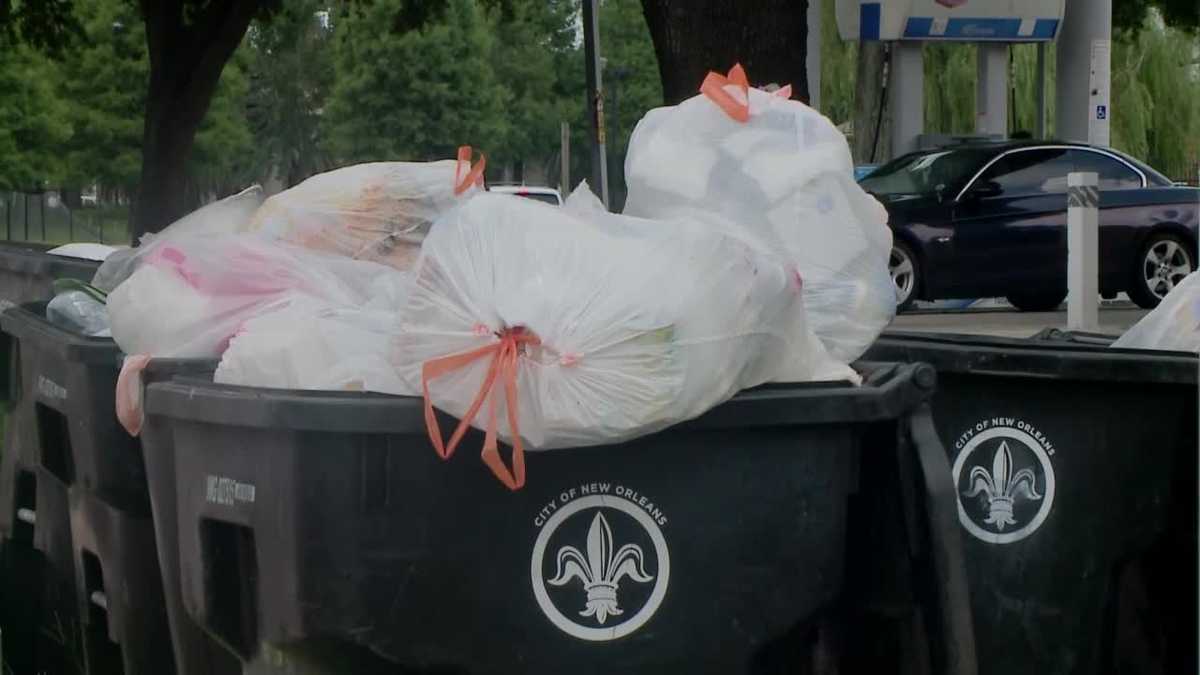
[1112,272,1200,352]
[399,192,834,489]
[215,296,412,394]
[244,148,485,271]
[46,290,110,337]
[107,234,399,358]
[623,64,895,362]
[91,185,265,292]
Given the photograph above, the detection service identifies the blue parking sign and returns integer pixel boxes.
[1096,105,1107,120]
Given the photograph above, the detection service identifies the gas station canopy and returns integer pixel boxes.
[836,0,1066,42]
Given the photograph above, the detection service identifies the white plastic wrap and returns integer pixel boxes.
[399,192,839,488]
[623,66,895,362]
[91,185,265,292]
[107,234,400,358]
[244,149,485,271]
[215,298,412,394]
[1112,272,1200,352]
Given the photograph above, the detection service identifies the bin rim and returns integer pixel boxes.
[877,330,1197,385]
[0,243,100,278]
[0,302,121,366]
[143,361,937,434]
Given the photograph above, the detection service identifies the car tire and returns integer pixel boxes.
[1006,290,1067,312]
[889,241,920,312]
[1128,233,1195,309]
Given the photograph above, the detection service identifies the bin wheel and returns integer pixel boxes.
[1006,290,1067,312]
[1129,233,1194,309]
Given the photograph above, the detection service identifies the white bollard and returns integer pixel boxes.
[1067,172,1100,331]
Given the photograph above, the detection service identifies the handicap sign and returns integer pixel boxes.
[1096,105,1107,120]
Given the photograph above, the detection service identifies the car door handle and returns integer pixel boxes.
[935,236,951,243]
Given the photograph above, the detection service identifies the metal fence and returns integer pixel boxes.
[0,192,129,245]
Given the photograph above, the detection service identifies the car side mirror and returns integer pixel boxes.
[964,181,1003,200]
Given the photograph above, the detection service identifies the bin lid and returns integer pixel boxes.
[874,330,1197,385]
[144,361,937,434]
[0,242,100,280]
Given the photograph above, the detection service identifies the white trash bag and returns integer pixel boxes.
[563,182,856,384]
[399,192,834,489]
[107,234,397,359]
[244,147,485,271]
[1112,272,1200,352]
[215,298,411,394]
[623,64,895,363]
[92,185,265,292]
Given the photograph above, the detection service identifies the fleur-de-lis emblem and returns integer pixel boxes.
[963,441,1043,531]
[547,511,654,624]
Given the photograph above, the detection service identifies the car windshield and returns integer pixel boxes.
[860,148,992,196]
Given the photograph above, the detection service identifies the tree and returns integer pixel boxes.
[486,0,577,180]
[58,0,147,199]
[244,0,334,188]
[1115,0,1199,33]
[0,44,71,191]
[598,0,662,204]
[132,0,280,237]
[322,0,507,164]
[639,0,810,104]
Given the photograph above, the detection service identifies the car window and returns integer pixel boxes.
[859,148,990,196]
[1066,150,1143,190]
[972,148,1073,197]
[518,193,561,206]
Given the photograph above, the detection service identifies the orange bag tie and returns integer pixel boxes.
[422,326,540,490]
[700,63,751,122]
[454,145,487,195]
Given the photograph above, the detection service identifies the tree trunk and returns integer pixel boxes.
[639,0,810,105]
[131,1,263,240]
[852,41,890,164]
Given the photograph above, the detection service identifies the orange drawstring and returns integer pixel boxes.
[422,327,540,490]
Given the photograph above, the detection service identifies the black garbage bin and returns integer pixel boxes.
[0,303,221,675]
[865,331,1198,675]
[0,242,100,307]
[144,362,976,675]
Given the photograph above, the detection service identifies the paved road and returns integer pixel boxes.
[890,307,1149,338]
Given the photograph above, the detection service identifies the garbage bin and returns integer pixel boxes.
[864,331,1198,675]
[0,242,100,306]
[0,303,221,675]
[141,359,242,675]
[0,302,146,513]
[144,362,976,674]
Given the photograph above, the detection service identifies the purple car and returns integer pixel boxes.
[861,141,1199,311]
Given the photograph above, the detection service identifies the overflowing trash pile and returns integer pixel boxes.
[1113,272,1200,352]
[47,67,898,488]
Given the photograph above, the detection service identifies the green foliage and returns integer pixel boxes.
[57,0,146,195]
[598,0,662,198]
[322,0,508,164]
[0,0,82,56]
[819,0,856,125]
[0,43,72,191]
[244,0,335,187]
[922,43,976,135]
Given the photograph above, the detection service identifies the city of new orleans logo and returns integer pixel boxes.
[952,419,1056,544]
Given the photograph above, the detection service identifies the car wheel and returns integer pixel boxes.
[1128,233,1195,309]
[889,242,919,312]
[1007,290,1067,312]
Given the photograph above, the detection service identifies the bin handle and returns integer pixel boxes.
[421,327,540,490]
[910,404,978,675]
